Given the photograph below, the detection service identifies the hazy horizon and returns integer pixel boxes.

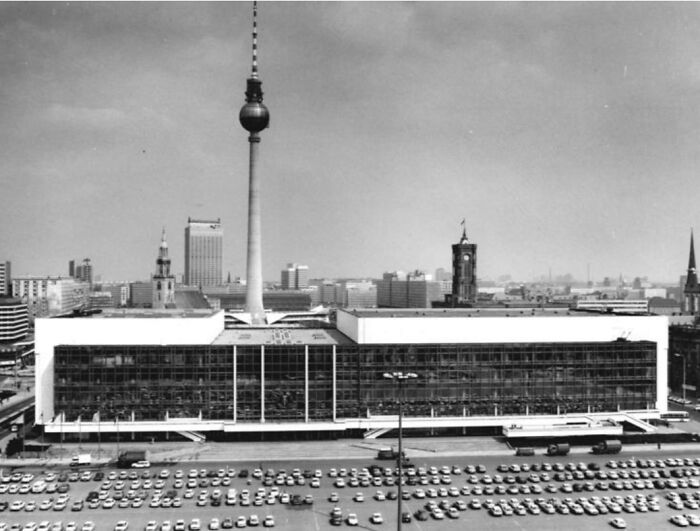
[2,2,699,285]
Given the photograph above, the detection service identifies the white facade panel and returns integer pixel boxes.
[35,311,224,423]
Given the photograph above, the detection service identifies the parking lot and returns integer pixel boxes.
[3,451,700,530]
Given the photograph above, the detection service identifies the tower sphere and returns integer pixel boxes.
[239,101,270,133]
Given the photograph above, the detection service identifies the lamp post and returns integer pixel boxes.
[383,371,418,531]
[674,353,687,403]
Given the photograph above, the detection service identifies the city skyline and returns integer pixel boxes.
[2,3,699,283]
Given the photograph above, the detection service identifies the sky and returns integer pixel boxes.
[1,1,700,285]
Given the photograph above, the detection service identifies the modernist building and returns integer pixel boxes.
[35,307,667,437]
[669,323,700,401]
[281,263,309,290]
[129,282,153,308]
[376,271,449,308]
[99,283,130,308]
[184,218,223,288]
[12,276,89,318]
[0,261,11,297]
[0,298,28,343]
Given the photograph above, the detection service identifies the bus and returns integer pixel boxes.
[660,411,690,422]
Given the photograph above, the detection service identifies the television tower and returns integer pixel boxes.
[239,0,270,324]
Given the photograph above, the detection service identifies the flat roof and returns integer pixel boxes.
[86,309,218,319]
[212,328,353,346]
[342,307,649,319]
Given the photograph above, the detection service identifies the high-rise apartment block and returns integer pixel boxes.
[281,263,309,290]
[70,258,93,285]
[184,218,223,288]
[0,261,11,297]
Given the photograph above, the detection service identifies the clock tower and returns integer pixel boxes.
[451,223,477,305]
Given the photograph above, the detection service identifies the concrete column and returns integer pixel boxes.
[332,346,336,422]
[304,346,309,423]
[233,346,237,423]
[260,345,265,423]
[245,135,266,324]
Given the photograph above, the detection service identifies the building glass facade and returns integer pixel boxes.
[54,340,656,423]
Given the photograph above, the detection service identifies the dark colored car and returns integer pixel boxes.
[401,512,412,523]
[414,510,429,521]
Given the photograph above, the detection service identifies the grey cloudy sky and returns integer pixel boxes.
[1,2,699,284]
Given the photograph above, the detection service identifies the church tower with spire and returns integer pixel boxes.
[152,228,176,309]
[684,230,700,314]
[451,221,478,306]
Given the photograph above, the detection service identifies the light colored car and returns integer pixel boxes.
[234,517,246,529]
[81,523,95,531]
[685,514,700,526]
[132,461,151,469]
[262,517,274,528]
[114,522,128,531]
[145,522,158,531]
[208,519,219,531]
[671,515,690,528]
[189,519,201,531]
[346,514,358,527]
[370,513,383,524]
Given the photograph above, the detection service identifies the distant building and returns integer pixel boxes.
[376,271,448,308]
[669,323,700,401]
[281,263,309,290]
[152,229,175,309]
[648,297,681,316]
[683,231,700,315]
[342,280,377,308]
[12,276,89,317]
[87,292,113,310]
[184,218,223,288]
[0,261,10,297]
[449,225,477,306]
[73,258,93,285]
[575,299,648,314]
[99,283,130,307]
[310,280,377,308]
[129,281,153,308]
[434,267,450,282]
[0,298,28,343]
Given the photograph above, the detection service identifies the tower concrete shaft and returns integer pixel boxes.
[244,133,265,324]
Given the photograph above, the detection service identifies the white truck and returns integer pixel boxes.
[69,453,91,467]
